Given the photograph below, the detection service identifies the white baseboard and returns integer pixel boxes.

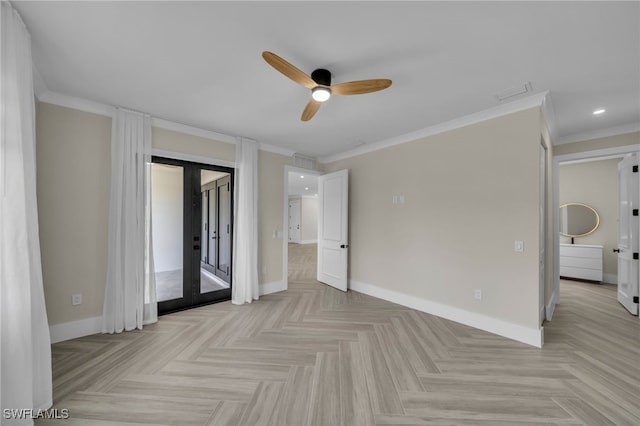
[50,283,286,343]
[260,280,286,296]
[602,273,618,285]
[299,240,318,245]
[349,280,543,348]
[49,316,102,344]
[545,288,559,321]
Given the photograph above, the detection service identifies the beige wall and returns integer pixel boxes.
[324,107,543,330]
[301,197,318,242]
[554,132,639,156]
[36,102,289,326]
[36,102,111,325]
[259,151,292,282]
[559,159,619,281]
[153,126,235,162]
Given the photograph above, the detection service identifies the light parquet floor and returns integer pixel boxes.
[38,246,639,425]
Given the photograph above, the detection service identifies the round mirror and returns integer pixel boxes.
[559,203,600,237]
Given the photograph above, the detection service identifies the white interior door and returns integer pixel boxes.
[317,169,349,291]
[288,198,301,243]
[617,153,639,315]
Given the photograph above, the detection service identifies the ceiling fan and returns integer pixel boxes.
[262,51,392,122]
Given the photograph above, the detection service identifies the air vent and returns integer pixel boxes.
[293,153,318,171]
[495,82,532,102]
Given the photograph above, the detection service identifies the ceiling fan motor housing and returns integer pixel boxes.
[311,69,331,86]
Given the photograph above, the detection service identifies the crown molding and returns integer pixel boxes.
[319,91,548,164]
[554,122,640,146]
[36,90,245,147]
[258,142,296,157]
[38,90,113,117]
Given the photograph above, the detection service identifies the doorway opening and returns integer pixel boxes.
[552,145,640,319]
[285,168,320,285]
[151,156,233,314]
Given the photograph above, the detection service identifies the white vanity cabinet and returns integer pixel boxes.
[559,244,603,282]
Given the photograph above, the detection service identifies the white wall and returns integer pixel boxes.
[151,164,184,272]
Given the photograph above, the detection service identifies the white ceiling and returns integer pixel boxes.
[14,1,640,159]
[288,171,318,197]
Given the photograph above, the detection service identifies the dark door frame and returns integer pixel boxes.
[152,156,234,314]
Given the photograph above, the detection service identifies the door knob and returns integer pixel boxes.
[340,244,349,248]
[613,248,621,253]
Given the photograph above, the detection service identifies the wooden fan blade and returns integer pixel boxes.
[301,99,321,121]
[331,79,392,96]
[262,51,316,89]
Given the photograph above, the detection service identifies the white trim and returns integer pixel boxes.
[151,148,235,168]
[259,280,286,296]
[602,273,618,285]
[555,144,640,163]
[299,240,318,245]
[349,280,543,348]
[555,123,640,146]
[259,142,296,157]
[560,154,627,166]
[319,91,548,164]
[38,90,113,117]
[49,316,102,344]
[37,91,300,158]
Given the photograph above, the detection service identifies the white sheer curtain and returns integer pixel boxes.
[102,108,157,333]
[232,138,259,304]
[0,0,53,420]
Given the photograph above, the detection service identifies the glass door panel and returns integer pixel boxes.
[151,163,184,303]
[200,170,230,295]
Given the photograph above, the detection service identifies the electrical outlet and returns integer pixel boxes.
[514,240,524,252]
[474,289,482,300]
[72,293,82,306]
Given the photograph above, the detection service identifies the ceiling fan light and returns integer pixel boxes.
[312,87,331,102]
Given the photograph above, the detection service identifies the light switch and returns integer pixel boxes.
[514,240,524,252]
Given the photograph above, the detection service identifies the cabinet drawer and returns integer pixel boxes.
[559,245,602,260]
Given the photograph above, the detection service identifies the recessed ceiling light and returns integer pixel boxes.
[305,187,309,190]
[593,108,606,115]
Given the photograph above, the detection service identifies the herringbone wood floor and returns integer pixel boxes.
[38,245,639,425]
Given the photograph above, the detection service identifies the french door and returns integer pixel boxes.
[201,175,231,283]
[151,156,233,314]
[617,153,639,315]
